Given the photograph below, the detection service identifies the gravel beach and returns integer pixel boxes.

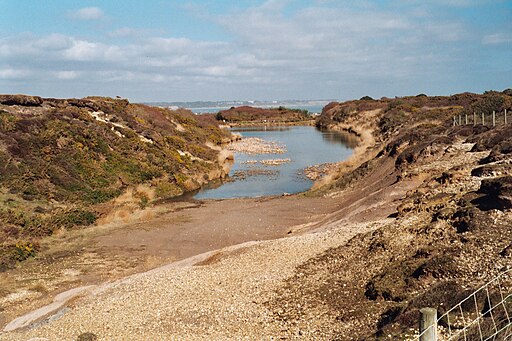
[3,220,382,340]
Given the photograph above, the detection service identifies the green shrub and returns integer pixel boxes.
[470,93,505,115]
[13,241,36,261]
[0,111,17,131]
[49,208,97,229]
[155,180,182,199]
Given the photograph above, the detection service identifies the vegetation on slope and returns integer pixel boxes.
[216,106,312,125]
[272,90,512,339]
[0,95,233,271]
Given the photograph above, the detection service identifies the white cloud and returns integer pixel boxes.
[63,40,102,61]
[482,33,512,45]
[0,68,31,79]
[68,7,104,21]
[34,33,72,50]
[108,27,137,38]
[62,39,125,62]
[55,71,80,80]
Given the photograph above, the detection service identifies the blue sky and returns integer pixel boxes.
[1,0,511,102]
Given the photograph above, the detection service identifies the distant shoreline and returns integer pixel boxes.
[223,120,316,127]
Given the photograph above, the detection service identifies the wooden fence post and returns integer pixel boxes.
[482,113,485,126]
[506,109,508,124]
[419,308,437,341]
[473,112,476,126]
[493,111,495,127]
[465,114,468,125]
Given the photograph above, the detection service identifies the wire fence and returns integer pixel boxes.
[453,110,509,127]
[414,269,512,341]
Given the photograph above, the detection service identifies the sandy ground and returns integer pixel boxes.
[0,195,340,332]
[3,219,387,340]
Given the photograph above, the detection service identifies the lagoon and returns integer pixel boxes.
[195,126,354,199]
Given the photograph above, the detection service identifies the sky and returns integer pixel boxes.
[0,0,511,102]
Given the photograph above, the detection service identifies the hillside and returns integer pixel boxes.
[0,95,234,271]
[301,90,512,338]
[216,105,313,125]
[1,90,512,340]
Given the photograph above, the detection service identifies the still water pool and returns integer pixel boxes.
[194,126,355,199]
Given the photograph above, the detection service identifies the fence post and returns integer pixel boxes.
[482,113,485,126]
[474,112,476,126]
[493,111,495,127]
[465,114,468,125]
[506,109,508,124]
[419,308,437,341]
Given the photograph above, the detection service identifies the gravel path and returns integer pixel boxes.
[2,220,381,340]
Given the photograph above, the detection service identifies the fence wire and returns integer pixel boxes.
[414,269,512,341]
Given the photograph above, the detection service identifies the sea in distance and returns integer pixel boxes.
[147,99,334,115]
[189,104,326,115]
[194,126,355,199]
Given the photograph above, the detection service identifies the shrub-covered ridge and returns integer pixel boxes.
[0,95,233,270]
[216,105,313,125]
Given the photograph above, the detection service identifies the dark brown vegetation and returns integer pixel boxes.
[0,95,232,271]
[216,105,312,124]
[270,90,512,339]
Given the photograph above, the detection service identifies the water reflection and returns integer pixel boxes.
[319,129,359,148]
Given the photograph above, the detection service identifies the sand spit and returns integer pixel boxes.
[227,137,286,154]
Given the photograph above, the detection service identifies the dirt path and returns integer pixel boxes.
[0,195,340,330]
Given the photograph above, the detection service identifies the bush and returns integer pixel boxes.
[471,94,505,115]
[360,96,374,101]
[49,208,97,229]
[13,241,36,261]
[155,180,182,199]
